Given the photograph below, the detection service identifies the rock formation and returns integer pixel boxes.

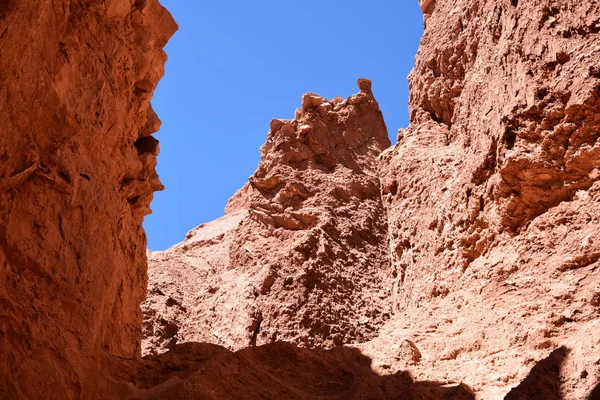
[0,1,176,398]
[143,80,392,354]
[1,0,599,399]
[367,1,600,398]
[143,0,600,399]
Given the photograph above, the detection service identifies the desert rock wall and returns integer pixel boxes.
[373,0,600,397]
[0,0,598,398]
[0,1,175,398]
[383,0,600,310]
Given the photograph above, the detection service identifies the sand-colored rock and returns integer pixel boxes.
[0,1,176,398]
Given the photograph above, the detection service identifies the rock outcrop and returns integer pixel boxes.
[369,0,600,398]
[1,0,600,399]
[144,1,600,399]
[0,1,176,398]
[143,80,393,354]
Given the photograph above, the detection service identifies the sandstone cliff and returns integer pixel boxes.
[143,0,600,398]
[1,0,599,399]
[0,1,176,398]
[367,1,600,398]
[143,81,392,354]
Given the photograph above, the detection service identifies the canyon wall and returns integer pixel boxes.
[367,0,600,398]
[144,0,600,398]
[0,0,598,398]
[0,1,175,398]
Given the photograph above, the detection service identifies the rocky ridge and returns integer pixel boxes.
[143,80,393,354]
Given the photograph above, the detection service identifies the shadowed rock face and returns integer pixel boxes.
[504,347,569,400]
[106,342,475,400]
[0,1,176,398]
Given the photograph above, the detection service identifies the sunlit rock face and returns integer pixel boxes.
[0,1,176,398]
[373,0,600,398]
[143,79,393,354]
[145,0,600,398]
[1,0,599,398]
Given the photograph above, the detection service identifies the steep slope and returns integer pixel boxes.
[143,80,393,354]
[363,0,600,398]
[0,1,176,398]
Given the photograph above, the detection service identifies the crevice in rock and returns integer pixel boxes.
[134,136,159,156]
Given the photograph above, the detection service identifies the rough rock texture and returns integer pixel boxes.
[143,81,393,354]
[2,0,600,398]
[143,1,600,399]
[0,1,176,398]
[369,0,600,398]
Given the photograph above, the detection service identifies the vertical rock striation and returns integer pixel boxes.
[0,1,176,398]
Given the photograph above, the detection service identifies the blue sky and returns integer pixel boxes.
[145,1,424,250]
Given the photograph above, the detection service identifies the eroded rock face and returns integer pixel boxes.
[2,0,599,398]
[143,80,392,354]
[143,1,600,398]
[371,0,600,398]
[107,342,475,400]
[0,1,176,398]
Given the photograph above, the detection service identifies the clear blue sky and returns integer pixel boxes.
[145,1,424,250]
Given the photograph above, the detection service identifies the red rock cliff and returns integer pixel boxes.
[370,0,600,398]
[143,81,392,354]
[0,1,176,398]
[1,0,599,399]
[143,1,600,398]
